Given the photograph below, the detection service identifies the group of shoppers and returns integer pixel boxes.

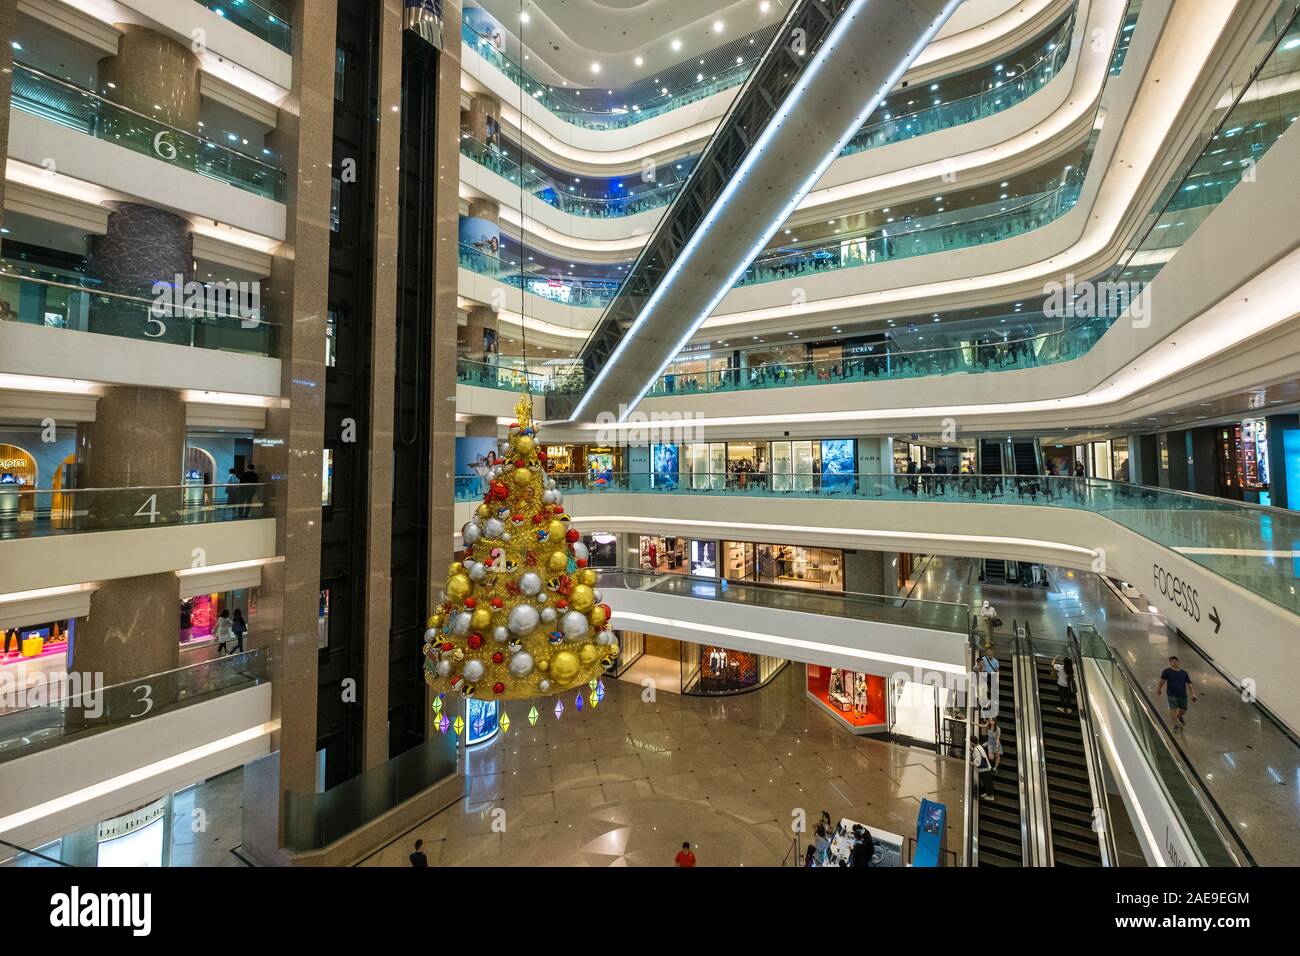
[212,608,248,655]
[224,464,261,518]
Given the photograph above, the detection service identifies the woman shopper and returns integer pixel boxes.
[971,735,995,802]
[214,609,235,654]
[231,608,248,653]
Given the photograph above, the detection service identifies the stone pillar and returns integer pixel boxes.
[0,0,16,232]
[88,202,194,344]
[467,198,499,224]
[464,304,498,361]
[464,92,500,145]
[463,416,498,439]
[73,386,186,691]
[844,549,892,596]
[97,24,201,132]
[77,385,185,488]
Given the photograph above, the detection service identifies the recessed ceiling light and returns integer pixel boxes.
[519,11,530,23]
[713,20,725,31]
[671,38,682,51]
[634,55,644,66]
[590,62,601,74]
[760,0,771,11]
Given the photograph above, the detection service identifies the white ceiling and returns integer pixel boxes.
[472,0,786,87]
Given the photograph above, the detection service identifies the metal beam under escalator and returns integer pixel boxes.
[561,0,960,423]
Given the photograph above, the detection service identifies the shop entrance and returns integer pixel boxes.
[615,632,787,696]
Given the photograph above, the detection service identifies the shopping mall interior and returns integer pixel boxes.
[0,0,1296,897]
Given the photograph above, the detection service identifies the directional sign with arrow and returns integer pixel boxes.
[1208,606,1221,634]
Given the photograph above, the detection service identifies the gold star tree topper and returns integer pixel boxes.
[423,394,617,700]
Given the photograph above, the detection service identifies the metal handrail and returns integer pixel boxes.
[0,838,72,867]
[1020,622,1054,866]
[1073,625,1256,866]
[0,269,276,323]
[1065,624,1119,866]
[962,617,977,866]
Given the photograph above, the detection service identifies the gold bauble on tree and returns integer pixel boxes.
[422,392,617,701]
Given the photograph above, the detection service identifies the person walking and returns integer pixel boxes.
[231,608,248,653]
[240,463,260,518]
[979,600,999,646]
[214,609,235,654]
[971,735,995,802]
[409,839,428,867]
[674,841,697,867]
[984,717,1004,774]
[1051,655,1076,713]
[225,468,243,519]
[1156,656,1197,734]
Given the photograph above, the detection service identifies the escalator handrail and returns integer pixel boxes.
[964,618,978,866]
[574,0,840,365]
[1064,625,1118,866]
[1070,625,1256,866]
[1019,623,1054,865]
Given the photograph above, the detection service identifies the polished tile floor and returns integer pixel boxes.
[912,555,1300,867]
[361,665,964,867]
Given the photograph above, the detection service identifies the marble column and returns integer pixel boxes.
[844,549,893,596]
[73,386,186,692]
[0,0,16,231]
[239,0,337,863]
[97,24,201,132]
[463,304,498,361]
[427,0,465,737]
[464,92,500,145]
[467,197,498,224]
[88,202,194,345]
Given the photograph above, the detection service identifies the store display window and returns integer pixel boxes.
[640,534,686,573]
[2,618,72,665]
[583,532,619,567]
[807,665,887,731]
[689,539,717,576]
[752,543,843,590]
[180,588,256,647]
[651,443,679,488]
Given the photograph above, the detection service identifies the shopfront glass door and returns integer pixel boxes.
[770,441,792,492]
[793,440,814,492]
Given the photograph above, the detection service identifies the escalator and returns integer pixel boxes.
[978,439,1003,474]
[561,0,959,421]
[1012,440,1041,476]
[975,637,1023,866]
[1034,656,1105,865]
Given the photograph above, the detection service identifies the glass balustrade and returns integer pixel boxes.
[197,0,292,52]
[473,473,1300,617]
[0,484,274,539]
[1072,625,1251,866]
[454,316,1111,398]
[0,269,277,356]
[840,16,1074,157]
[461,135,679,219]
[11,64,286,201]
[462,21,758,131]
[599,568,971,633]
[456,242,622,309]
[737,174,1085,289]
[0,647,271,763]
[463,12,1071,142]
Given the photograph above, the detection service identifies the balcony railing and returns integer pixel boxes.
[465,472,1300,618]
[0,483,274,539]
[0,269,277,357]
[0,647,271,763]
[197,0,292,53]
[11,64,286,201]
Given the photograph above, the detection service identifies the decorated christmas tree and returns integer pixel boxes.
[423,393,617,700]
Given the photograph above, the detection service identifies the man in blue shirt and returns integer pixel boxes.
[1156,656,1197,734]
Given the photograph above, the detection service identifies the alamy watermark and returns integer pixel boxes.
[1042,273,1148,327]
[0,669,104,717]
[151,274,261,329]
[594,405,706,444]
